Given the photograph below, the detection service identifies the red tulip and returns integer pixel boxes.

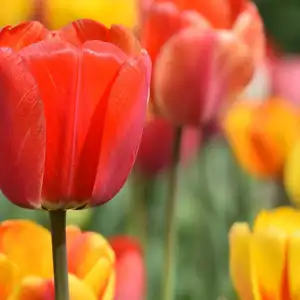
[110,236,145,300]
[135,118,200,175]
[0,20,151,209]
[140,0,265,126]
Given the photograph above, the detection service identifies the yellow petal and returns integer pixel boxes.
[0,0,33,26]
[101,271,116,300]
[69,274,97,300]
[284,139,300,206]
[46,0,138,30]
[254,207,300,235]
[84,257,114,297]
[229,223,253,300]
[288,233,300,300]
[0,253,20,299]
[0,220,53,278]
[68,232,115,279]
[251,229,287,300]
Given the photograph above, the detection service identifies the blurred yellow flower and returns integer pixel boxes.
[230,207,300,300]
[223,97,300,178]
[0,220,115,299]
[0,0,34,26]
[46,0,138,29]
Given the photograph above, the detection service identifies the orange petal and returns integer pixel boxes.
[233,2,265,64]
[66,226,82,248]
[0,21,50,51]
[229,223,253,300]
[68,231,114,278]
[0,47,45,208]
[0,220,52,278]
[251,229,287,300]
[0,253,20,300]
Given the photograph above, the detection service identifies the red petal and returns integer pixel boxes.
[20,39,127,208]
[57,19,110,47]
[0,21,50,51]
[91,52,151,205]
[0,48,45,208]
[110,236,145,300]
[154,28,225,126]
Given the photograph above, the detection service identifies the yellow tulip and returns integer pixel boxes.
[0,220,115,299]
[230,207,300,300]
[223,97,300,178]
[0,0,34,26]
[46,0,139,29]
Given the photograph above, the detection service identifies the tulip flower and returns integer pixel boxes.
[135,118,200,175]
[229,206,300,300]
[223,97,300,178]
[0,219,145,300]
[0,20,151,209]
[110,236,145,300]
[140,0,265,126]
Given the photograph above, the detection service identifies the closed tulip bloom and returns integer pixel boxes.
[0,20,151,209]
[140,0,265,126]
[223,97,300,178]
[0,220,116,299]
[230,207,300,300]
[135,118,200,175]
[110,236,145,300]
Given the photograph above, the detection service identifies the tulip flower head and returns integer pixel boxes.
[230,207,300,300]
[140,0,265,126]
[0,20,151,209]
[223,97,300,178]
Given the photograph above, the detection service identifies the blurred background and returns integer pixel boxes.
[0,0,299,299]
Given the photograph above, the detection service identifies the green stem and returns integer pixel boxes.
[49,210,70,300]
[161,127,182,300]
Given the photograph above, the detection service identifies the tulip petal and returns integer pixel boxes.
[20,39,127,207]
[229,223,253,300]
[288,233,300,300]
[0,22,50,51]
[0,47,45,208]
[69,275,97,300]
[233,3,265,64]
[254,207,300,235]
[57,19,110,47]
[101,271,116,300]
[68,232,114,279]
[0,220,52,278]
[8,276,53,300]
[154,27,225,126]
[91,51,151,204]
[251,229,287,299]
[0,253,20,300]
[110,237,145,300]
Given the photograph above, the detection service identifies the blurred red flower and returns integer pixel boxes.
[110,236,145,300]
[135,118,200,176]
[140,0,265,126]
[0,20,151,209]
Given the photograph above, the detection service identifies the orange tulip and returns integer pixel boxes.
[135,118,200,175]
[230,207,300,300]
[0,220,114,299]
[223,97,300,178]
[0,20,151,209]
[140,0,265,126]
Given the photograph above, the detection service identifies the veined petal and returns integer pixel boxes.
[91,51,151,205]
[20,39,127,208]
[0,220,52,278]
[251,229,287,300]
[0,22,50,51]
[0,47,45,208]
[229,223,253,300]
[0,253,20,300]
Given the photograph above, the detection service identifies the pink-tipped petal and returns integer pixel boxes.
[0,48,45,208]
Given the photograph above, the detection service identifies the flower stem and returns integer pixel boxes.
[49,210,70,300]
[161,127,182,300]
